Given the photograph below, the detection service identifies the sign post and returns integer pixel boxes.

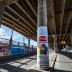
[37,0,49,70]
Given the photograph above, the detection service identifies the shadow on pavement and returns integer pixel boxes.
[57,51,72,59]
[53,69,72,72]
[0,64,42,72]
[0,55,36,65]
[0,56,41,72]
[0,64,29,72]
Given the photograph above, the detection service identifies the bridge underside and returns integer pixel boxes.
[0,0,72,48]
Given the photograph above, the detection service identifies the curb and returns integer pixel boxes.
[50,54,57,72]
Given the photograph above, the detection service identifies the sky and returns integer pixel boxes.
[0,24,37,46]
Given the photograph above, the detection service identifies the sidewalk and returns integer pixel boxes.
[54,52,72,72]
[30,51,57,72]
[0,52,57,72]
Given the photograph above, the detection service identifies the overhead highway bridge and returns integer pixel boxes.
[0,0,72,72]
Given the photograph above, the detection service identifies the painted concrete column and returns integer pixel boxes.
[28,38,30,53]
[8,29,13,56]
[70,30,72,45]
[37,0,49,70]
[53,35,55,51]
[0,1,6,27]
[9,29,13,48]
[53,35,57,52]
[0,0,18,26]
[23,37,25,54]
[24,43,26,54]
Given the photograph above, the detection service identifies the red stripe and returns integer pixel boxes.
[39,36,47,41]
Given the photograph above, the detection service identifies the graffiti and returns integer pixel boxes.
[40,43,48,55]
[37,26,48,56]
[39,36,47,42]
[37,0,49,69]
[0,46,8,52]
[0,43,9,56]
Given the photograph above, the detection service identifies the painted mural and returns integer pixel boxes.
[38,36,48,55]
[37,26,49,69]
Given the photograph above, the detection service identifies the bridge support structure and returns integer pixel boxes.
[37,0,49,70]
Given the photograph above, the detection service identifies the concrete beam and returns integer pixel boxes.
[15,2,36,27]
[7,6,36,35]
[3,17,32,38]
[47,0,57,51]
[2,21,30,38]
[65,11,72,35]
[59,0,66,41]
[25,0,37,16]
[60,0,66,34]
[62,11,72,41]
[47,0,56,34]
[1,0,18,5]
[4,12,34,37]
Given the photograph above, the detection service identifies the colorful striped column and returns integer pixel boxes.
[37,0,49,70]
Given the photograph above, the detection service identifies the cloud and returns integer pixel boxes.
[0,28,5,38]
[0,28,11,39]
[5,35,10,39]
[13,35,20,39]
